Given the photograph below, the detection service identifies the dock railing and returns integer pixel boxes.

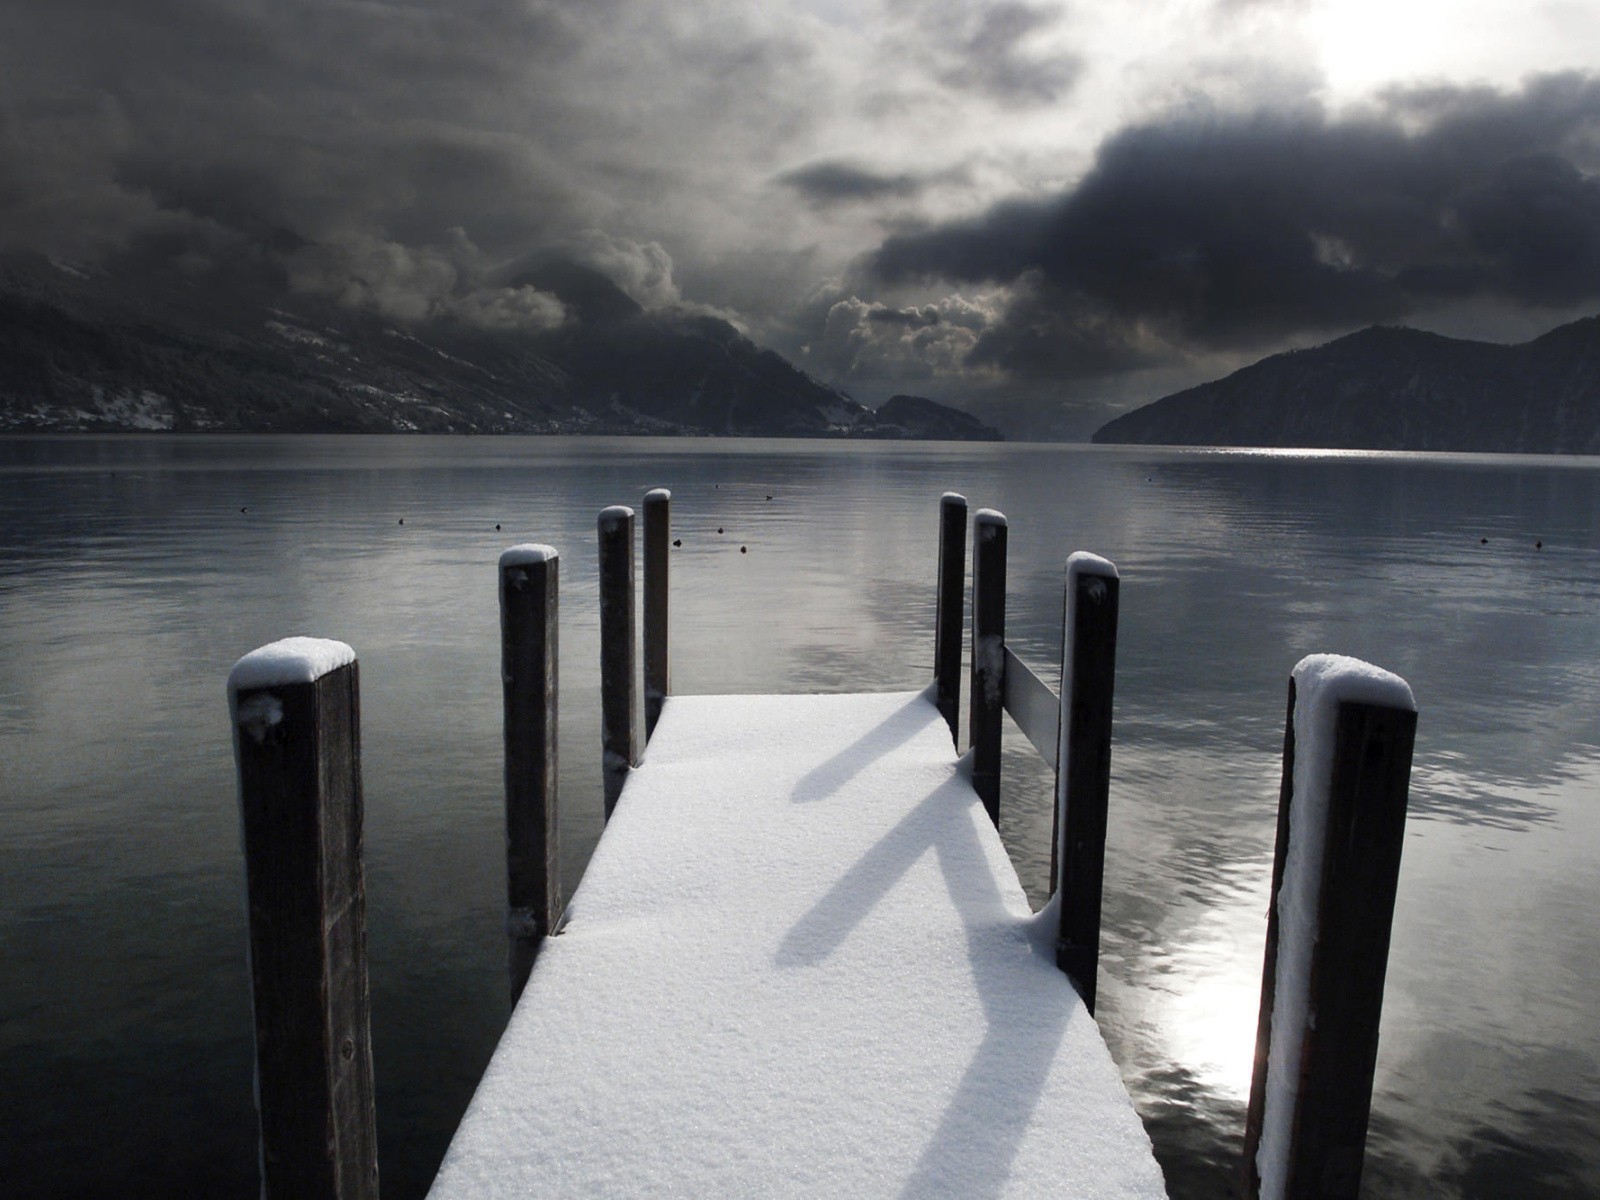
[934,497,1121,1015]
[226,489,1418,1200]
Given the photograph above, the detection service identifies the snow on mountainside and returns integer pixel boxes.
[0,253,997,440]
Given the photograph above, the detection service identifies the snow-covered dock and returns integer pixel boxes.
[427,688,1166,1198]
[227,490,1418,1200]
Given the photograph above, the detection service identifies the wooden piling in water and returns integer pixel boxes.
[599,505,637,819]
[1053,553,1120,1015]
[969,509,1007,825]
[499,546,560,1001]
[228,639,378,1200]
[643,489,671,741]
[1243,658,1417,1200]
[933,492,967,748]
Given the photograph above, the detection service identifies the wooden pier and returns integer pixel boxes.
[430,687,1163,1197]
[227,491,1418,1200]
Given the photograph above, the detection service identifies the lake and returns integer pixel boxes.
[2,435,1597,1198]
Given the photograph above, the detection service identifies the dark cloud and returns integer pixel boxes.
[1437,152,1600,305]
[0,0,843,270]
[0,0,583,261]
[0,0,855,336]
[283,231,570,330]
[799,290,999,386]
[867,304,942,328]
[884,0,1082,107]
[965,275,1170,378]
[871,73,1600,375]
[775,161,926,206]
[109,160,303,251]
[943,2,1081,105]
[3,0,1595,423]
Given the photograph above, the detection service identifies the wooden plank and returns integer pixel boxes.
[599,505,637,819]
[1001,646,1059,771]
[933,492,967,748]
[643,488,670,741]
[231,651,378,1200]
[499,546,560,1001]
[968,509,1007,825]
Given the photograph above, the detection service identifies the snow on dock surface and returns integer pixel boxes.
[429,689,1166,1199]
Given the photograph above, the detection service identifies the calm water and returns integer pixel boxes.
[2,435,1597,1199]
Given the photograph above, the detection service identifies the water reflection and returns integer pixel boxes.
[2,436,1598,1198]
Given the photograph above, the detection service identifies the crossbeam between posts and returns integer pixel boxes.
[599,505,638,818]
[969,509,1007,825]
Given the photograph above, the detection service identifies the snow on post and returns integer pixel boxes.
[598,505,637,818]
[968,509,1007,824]
[499,546,561,1001]
[227,638,378,1200]
[1244,654,1417,1200]
[642,489,671,741]
[1052,551,1120,1015]
[933,492,968,748]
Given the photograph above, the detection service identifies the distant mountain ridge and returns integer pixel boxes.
[0,253,998,440]
[871,394,1003,441]
[1092,317,1600,453]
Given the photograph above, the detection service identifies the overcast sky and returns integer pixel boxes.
[3,0,1599,427]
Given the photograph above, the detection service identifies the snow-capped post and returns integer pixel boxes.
[1243,655,1418,1200]
[933,492,967,748]
[599,505,637,819]
[968,508,1007,825]
[228,638,378,1200]
[643,488,671,741]
[1052,552,1120,1016]
[499,545,560,1001]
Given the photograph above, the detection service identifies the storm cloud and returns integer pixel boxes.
[889,0,1083,107]
[0,1,838,286]
[869,73,1600,377]
[776,161,930,207]
[0,0,595,306]
[3,0,1599,422]
[803,292,1001,385]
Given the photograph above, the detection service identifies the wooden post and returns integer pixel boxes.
[968,509,1006,825]
[1052,552,1120,1015]
[1243,656,1417,1200]
[934,492,967,748]
[228,638,378,1200]
[643,488,670,741]
[599,505,637,819]
[499,546,560,1002]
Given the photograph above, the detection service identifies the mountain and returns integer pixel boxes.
[868,394,1002,441]
[1092,317,1600,453]
[0,253,998,440]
